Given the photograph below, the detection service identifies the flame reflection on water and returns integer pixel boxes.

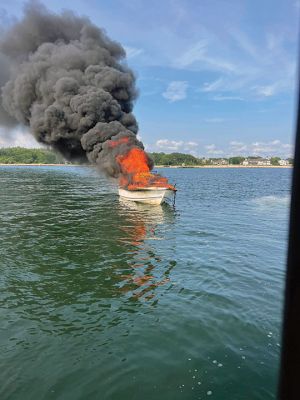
[116,198,177,301]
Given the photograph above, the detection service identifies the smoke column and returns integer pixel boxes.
[0,1,154,179]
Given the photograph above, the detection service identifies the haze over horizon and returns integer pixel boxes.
[0,0,299,159]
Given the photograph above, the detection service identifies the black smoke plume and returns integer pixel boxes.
[0,1,153,177]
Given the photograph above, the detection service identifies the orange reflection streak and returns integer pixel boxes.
[118,207,172,300]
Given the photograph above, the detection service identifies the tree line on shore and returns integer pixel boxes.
[149,153,293,166]
[0,147,64,164]
[0,147,293,166]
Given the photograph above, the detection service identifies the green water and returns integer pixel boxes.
[0,166,290,399]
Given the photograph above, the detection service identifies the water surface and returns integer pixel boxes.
[0,166,291,399]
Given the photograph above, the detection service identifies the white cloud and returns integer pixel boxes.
[124,46,144,59]
[205,144,224,155]
[101,4,297,104]
[205,144,215,150]
[162,81,188,102]
[156,139,184,151]
[230,141,243,146]
[250,140,292,156]
[153,138,293,158]
[176,41,207,68]
[176,40,238,73]
[200,76,252,95]
[229,139,293,157]
[201,78,224,92]
[254,84,278,97]
[186,141,198,147]
[155,139,198,152]
[229,141,248,153]
[173,25,296,101]
[0,126,42,148]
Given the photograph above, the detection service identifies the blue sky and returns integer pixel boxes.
[0,0,299,157]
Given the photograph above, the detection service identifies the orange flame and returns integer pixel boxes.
[107,136,175,190]
[116,146,175,191]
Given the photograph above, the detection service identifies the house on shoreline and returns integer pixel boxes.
[209,158,229,166]
[242,157,271,166]
[279,159,289,166]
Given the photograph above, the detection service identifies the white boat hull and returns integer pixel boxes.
[119,187,172,205]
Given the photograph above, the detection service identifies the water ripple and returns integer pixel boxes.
[0,166,290,400]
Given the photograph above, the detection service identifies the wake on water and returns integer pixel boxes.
[251,195,290,208]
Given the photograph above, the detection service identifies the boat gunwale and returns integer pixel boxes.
[119,187,176,192]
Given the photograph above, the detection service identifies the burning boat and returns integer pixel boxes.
[118,186,175,205]
[117,147,176,205]
[1,5,177,207]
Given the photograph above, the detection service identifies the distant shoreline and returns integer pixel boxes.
[0,163,83,167]
[155,165,293,168]
[0,163,292,168]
